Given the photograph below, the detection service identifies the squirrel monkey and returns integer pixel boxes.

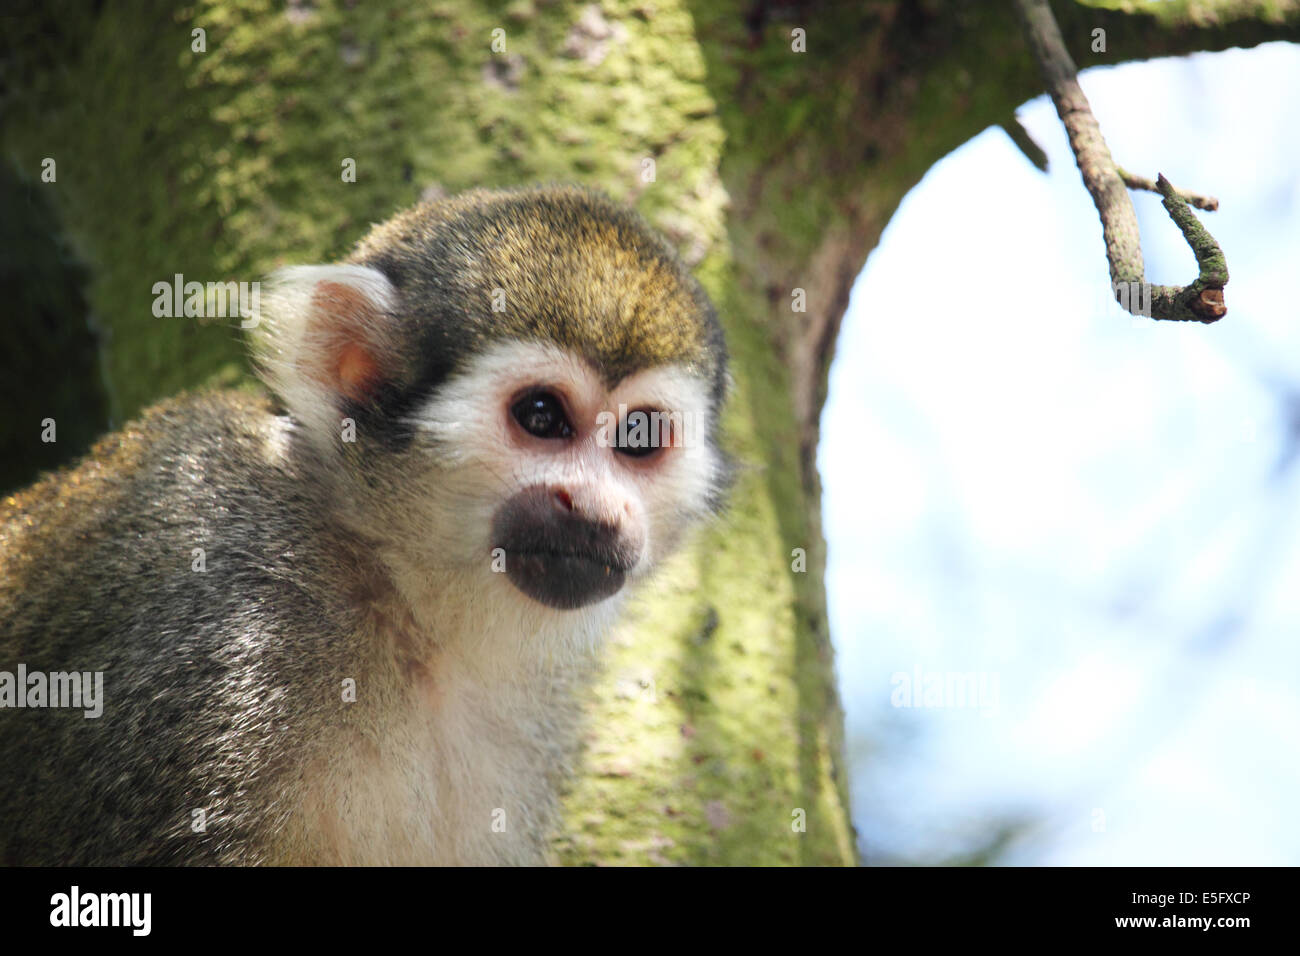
[0,186,729,864]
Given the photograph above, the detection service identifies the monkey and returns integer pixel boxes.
[0,185,730,865]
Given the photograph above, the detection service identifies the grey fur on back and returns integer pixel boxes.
[0,391,371,864]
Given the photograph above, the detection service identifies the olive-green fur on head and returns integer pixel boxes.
[346,185,727,412]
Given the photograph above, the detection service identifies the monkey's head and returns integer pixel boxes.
[254,186,729,625]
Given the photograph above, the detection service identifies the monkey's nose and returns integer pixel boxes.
[546,484,632,530]
[492,484,645,610]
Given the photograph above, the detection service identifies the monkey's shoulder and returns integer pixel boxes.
[0,390,364,863]
[3,388,283,516]
[0,388,347,654]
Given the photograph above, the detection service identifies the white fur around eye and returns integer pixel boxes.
[407,341,722,571]
[410,340,594,451]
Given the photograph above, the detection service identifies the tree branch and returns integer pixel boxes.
[1117,167,1218,212]
[1013,0,1230,323]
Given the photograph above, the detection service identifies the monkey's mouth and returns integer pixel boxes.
[491,485,644,611]
[499,548,632,610]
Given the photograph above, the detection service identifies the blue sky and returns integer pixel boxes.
[819,41,1300,865]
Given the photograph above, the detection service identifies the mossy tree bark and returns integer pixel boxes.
[3,0,1297,864]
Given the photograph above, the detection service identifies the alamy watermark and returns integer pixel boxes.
[50,886,150,936]
[593,405,701,451]
[0,664,104,718]
[152,273,260,327]
[890,667,999,715]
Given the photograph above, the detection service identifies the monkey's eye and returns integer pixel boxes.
[511,390,573,439]
[614,408,667,459]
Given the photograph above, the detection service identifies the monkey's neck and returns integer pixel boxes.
[376,543,616,679]
[340,552,613,864]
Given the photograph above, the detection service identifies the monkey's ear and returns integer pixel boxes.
[252,264,400,436]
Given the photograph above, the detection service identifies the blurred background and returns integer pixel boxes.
[823,41,1300,865]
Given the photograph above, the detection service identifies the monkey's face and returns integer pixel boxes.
[255,188,729,622]
[414,341,724,612]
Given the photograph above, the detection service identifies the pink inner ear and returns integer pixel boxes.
[311,280,384,402]
[336,342,381,401]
